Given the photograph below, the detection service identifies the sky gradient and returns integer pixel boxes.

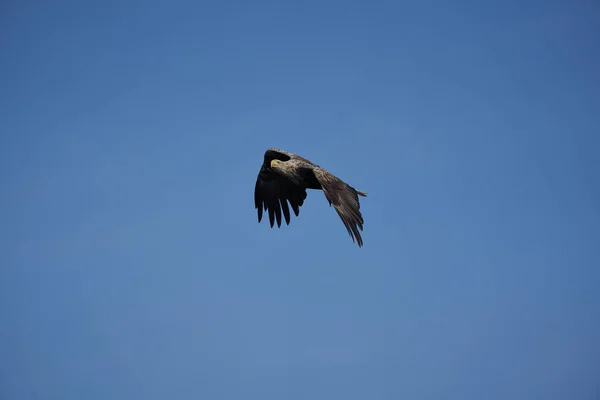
[1,1,599,399]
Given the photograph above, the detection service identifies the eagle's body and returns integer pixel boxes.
[254,148,367,247]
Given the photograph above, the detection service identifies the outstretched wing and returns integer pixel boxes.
[313,167,366,247]
[254,149,308,228]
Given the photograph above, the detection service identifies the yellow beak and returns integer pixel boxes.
[270,159,280,168]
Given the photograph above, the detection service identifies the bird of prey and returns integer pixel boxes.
[254,148,368,247]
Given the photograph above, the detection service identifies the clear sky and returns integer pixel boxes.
[1,1,599,399]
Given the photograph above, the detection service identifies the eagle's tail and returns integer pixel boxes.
[356,190,367,197]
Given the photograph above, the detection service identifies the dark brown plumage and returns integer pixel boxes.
[254,148,367,247]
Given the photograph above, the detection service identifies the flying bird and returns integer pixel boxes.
[254,148,368,247]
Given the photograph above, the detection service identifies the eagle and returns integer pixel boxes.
[254,148,368,247]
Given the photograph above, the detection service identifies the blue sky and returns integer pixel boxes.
[1,0,599,399]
